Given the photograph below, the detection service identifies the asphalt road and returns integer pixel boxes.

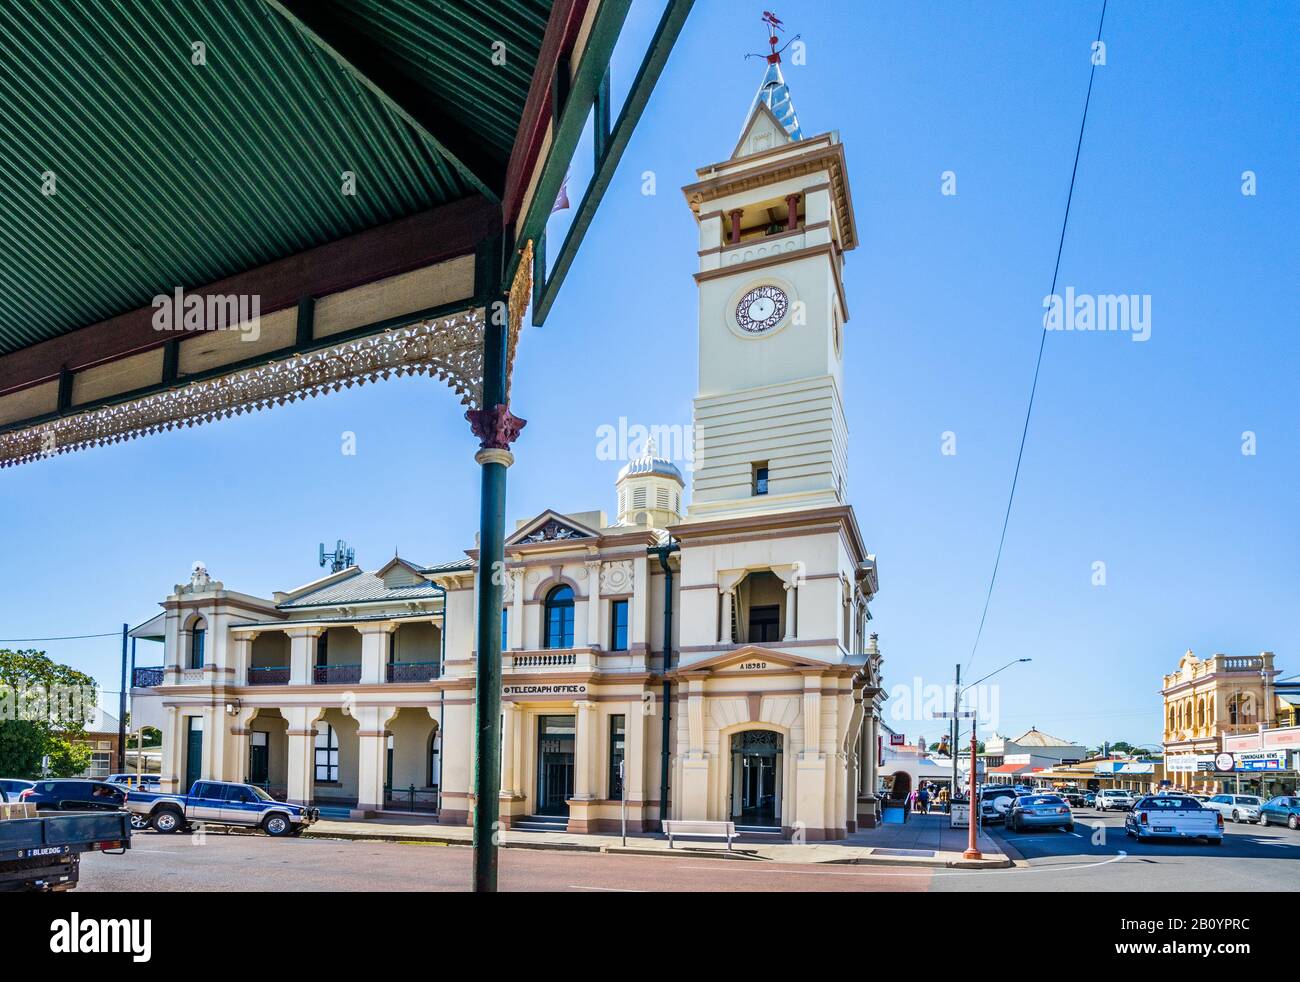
[960,808,1300,892]
[76,809,1300,892]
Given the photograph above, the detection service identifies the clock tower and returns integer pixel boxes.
[681,45,858,521]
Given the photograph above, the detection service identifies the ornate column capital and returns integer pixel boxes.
[467,403,527,451]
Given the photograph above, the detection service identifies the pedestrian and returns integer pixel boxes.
[918,786,930,814]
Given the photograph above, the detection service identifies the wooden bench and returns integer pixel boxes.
[661,819,738,850]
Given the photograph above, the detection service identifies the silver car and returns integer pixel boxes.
[1007,794,1075,832]
[1205,793,1262,823]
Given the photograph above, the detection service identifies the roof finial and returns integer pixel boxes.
[743,12,804,141]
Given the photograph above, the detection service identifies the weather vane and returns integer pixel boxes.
[746,10,800,64]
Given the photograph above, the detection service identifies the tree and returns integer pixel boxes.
[0,648,99,779]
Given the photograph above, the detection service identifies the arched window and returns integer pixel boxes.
[314,723,338,783]
[544,585,575,649]
[1168,707,1175,732]
[189,618,206,669]
[1196,699,1205,728]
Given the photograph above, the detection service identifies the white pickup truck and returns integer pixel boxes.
[1125,795,1224,844]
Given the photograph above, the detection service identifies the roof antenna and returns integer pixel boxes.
[745,10,800,64]
[319,539,355,573]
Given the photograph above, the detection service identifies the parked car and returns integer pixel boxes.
[0,779,35,801]
[1125,795,1223,844]
[1057,790,1086,808]
[19,779,128,813]
[1083,792,1097,806]
[978,786,1018,823]
[1205,794,1262,824]
[1095,788,1135,812]
[1258,795,1300,830]
[1007,794,1074,832]
[125,780,318,836]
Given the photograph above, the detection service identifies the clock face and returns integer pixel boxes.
[735,285,789,334]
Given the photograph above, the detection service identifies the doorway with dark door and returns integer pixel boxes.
[248,731,269,785]
[536,715,575,816]
[185,716,203,791]
[730,729,783,828]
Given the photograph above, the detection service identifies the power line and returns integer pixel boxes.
[967,0,1109,674]
[0,632,121,643]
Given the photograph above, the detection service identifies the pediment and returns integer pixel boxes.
[731,101,792,160]
[507,510,601,547]
[376,556,426,588]
[673,645,837,677]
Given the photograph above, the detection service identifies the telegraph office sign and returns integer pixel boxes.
[503,683,587,697]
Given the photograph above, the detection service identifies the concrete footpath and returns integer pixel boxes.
[304,811,1013,869]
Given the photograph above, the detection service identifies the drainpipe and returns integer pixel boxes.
[649,539,680,826]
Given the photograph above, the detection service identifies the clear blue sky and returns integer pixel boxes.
[1,1,1296,749]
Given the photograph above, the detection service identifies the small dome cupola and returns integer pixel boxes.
[615,438,684,527]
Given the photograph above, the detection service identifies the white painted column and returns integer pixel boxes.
[162,706,182,793]
[585,559,602,647]
[359,624,394,684]
[802,677,822,756]
[625,696,646,808]
[631,554,649,648]
[783,583,797,640]
[229,633,256,685]
[719,590,734,644]
[511,568,525,650]
[286,627,322,686]
[285,706,322,805]
[501,702,521,796]
[354,705,394,815]
[573,700,596,800]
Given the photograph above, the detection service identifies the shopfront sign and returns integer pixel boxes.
[502,683,588,697]
[1233,750,1288,772]
[1167,754,1215,773]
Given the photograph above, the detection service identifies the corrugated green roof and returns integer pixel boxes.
[0,0,551,358]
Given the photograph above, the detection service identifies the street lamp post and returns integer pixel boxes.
[934,657,1032,861]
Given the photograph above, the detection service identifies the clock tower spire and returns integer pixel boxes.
[680,19,859,520]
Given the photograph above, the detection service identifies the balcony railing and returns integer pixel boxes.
[313,663,361,685]
[247,666,290,686]
[132,666,164,688]
[386,660,440,683]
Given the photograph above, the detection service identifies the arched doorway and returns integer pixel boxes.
[890,770,912,801]
[730,730,783,827]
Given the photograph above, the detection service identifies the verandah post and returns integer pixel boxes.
[466,234,526,893]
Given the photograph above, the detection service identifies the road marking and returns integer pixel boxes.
[569,884,645,892]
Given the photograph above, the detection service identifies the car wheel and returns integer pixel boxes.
[1259,813,1269,827]
[1206,837,1222,846]
[1231,810,1240,823]
[128,813,149,831]
[263,813,292,837]
[151,808,184,834]
[1064,822,1075,832]
[1289,815,1299,831]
